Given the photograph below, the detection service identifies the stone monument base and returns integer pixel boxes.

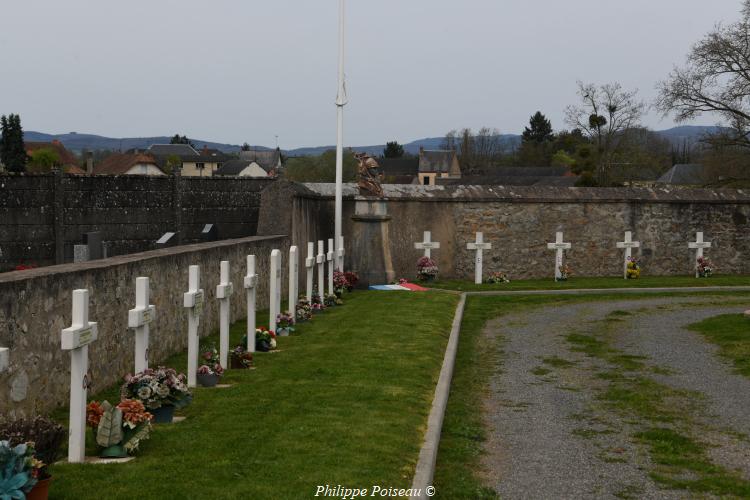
[350,200,395,288]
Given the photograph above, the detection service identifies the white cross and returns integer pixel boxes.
[336,235,345,272]
[547,231,572,281]
[414,231,441,258]
[327,238,335,295]
[269,250,282,332]
[0,347,9,373]
[61,289,99,463]
[688,231,712,278]
[216,261,234,368]
[616,231,641,279]
[316,240,326,300]
[244,255,258,353]
[183,265,204,388]
[128,277,155,373]
[467,232,492,284]
[288,246,299,315]
[305,242,315,304]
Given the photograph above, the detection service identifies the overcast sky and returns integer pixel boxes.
[0,0,743,148]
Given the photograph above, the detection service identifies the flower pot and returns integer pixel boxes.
[27,478,51,500]
[277,327,290,337]
[99,443,127,458]
[197,373,220,387]
[230,355,252,369]
[150,404,175,423]
[256,339,271,352]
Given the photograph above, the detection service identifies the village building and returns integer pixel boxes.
[417,148,461,185]
[94,152,165,176]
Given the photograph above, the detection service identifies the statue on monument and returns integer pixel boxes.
[355,152,384,198]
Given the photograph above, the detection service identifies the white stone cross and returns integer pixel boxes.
[61,289,99,463]
[547,231,572,281]
[269,250,282,332]
[327,238,335,295]
[316,240,325,300]
[288,246,299,315]
[616,231,641,279]
[336,235,345,272]
[689,231,712,278]
[244,255,258,353]
[183,265,204,388]
[0,347,9,373]
[467,232,492,284]
[415,231,441,258]
[305,242,315,304]
[128,277,155,374]
[216,261,234,368]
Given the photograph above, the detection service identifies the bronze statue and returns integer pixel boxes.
[355,152,384,197]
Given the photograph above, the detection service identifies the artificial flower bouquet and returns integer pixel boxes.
[255,326,276,352]
[558,264,573,281]
[486,271,510,284]
[276,312,296,336]
[296,298,313,322]
[333,271,349,296]
[324,293,342,307]
[626,257,641,279]
[696,256,713,277]
[416,257,438,281]
[343,271,359,292]
[230,345,254,369]
[0,441,43,498]
[86,400,152,458]
[121,366,192,411]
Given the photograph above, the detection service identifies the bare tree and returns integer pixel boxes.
[656,1,750,148]
[565,81,645,184]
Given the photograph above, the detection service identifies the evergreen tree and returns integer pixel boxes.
[383,141,405,158]
[170,134,194,147]
[0,114,27,172]
[522,111,554,143]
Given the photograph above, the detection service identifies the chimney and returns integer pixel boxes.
[86,151,94,175]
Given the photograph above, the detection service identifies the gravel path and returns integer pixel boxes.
[479,296,749,500]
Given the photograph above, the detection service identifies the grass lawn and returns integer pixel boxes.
[689,313,750,377]
[50,291,458,499]
[432,291,750,499]
[428,275,750,292]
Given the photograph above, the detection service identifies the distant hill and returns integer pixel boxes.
[23,125,726,158]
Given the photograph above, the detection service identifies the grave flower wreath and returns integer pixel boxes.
[296,298,313,322]
[324,293,342,307]
[486,271,510,284]
[0,441,43,499]
[254,327,277,352]
[85,400,152,458]
[416,257,439,281]
[696,256,713,278]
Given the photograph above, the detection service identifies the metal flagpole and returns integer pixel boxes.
[334,0,346,271]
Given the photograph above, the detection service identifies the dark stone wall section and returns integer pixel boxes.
[0,173,275,270]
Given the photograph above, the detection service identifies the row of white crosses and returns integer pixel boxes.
[414,229,714,283]
[304,237,344,302]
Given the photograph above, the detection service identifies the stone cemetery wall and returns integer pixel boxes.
[0,173,275,271]
[261,183,750,281]
[0,234,288,416]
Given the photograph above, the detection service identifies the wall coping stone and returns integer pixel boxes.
[0,235,286,284]
[299,182,750,204]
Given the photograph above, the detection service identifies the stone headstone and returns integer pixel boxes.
[337,236,345,272]
[288,246,299,314]
[216,261,234,368]
[316,241,325,300]
[467,232,492,284]
[688,231,712,278]
[415,231,440,258]
[73,245,89,263]
[327,238,335,295]
[305,242,315,303]
[83,232,103,260]
[616,231,640,279]
[244,255,258,353]
[128,277,155,373]
[270,250,282,332]
[61,289,99,463]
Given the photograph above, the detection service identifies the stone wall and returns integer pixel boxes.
[0,173,275,271]
[260,183,750,282]
[0,234,288,417]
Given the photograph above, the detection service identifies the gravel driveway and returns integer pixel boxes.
[479,296,749,500]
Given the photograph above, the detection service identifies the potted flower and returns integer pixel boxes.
[311,292,325,314]
[276,312,296,336]
[255,327,276,352]
[343,271,359,292]
[696,256,713,277]
[0,441,43,500]
[333,271,349,297]
[296,298,313,322]
[626,257,641,279]
[121,367,192,423]
[486,271,510,284]
[85,400,152,458]
[0,416,65,500]
[558,264,572,281]
[324,293,342,307]
[230,345,254,369]
[196,344,224,387]
[416,257,438,282]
